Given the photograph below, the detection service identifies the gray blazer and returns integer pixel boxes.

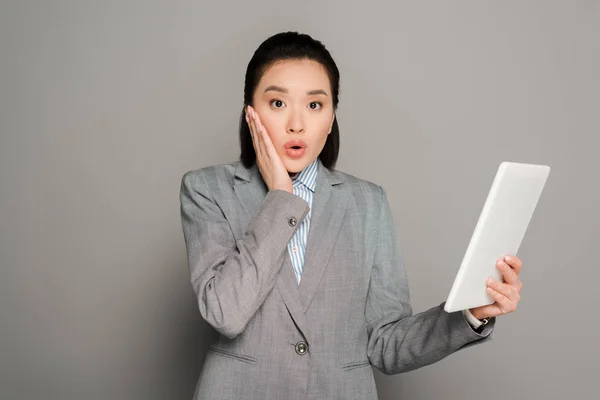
[179,158,494,400]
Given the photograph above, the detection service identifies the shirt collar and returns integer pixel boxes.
[291,158,319,192]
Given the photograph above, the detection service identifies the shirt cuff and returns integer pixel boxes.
[462,308,484,329]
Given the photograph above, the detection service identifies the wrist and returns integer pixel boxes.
[463,308,491,331]
[469,308,485,320]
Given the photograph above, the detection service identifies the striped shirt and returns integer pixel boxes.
[287,158,318,285]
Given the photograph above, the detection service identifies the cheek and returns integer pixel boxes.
[311,113,334,137]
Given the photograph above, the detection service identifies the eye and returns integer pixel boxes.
[270,99,285,108]
[309,102,322,110]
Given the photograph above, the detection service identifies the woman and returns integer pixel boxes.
[180,31,523,400]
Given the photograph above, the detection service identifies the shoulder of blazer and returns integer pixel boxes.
[333,169,385,201]
[181,160,239,190]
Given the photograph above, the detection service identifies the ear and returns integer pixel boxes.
[328,113,335,134]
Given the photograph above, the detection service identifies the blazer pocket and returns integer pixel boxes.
[341,360,371,371]
[207,345,257,364]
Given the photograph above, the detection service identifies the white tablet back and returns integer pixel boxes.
[444,162,550,313]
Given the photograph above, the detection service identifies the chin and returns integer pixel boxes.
[283,159,306,174]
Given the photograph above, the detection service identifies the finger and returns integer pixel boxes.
[252,111,268,160]
[471,304,501,319]
[248,107,264,159]
[252,105,263,125]
[247,112,262,162]
[504,255,523,275]
[486,278,512,302]
[256,118,275,158]
[487,278,520,302]
[497,259,519,285]
[252,112,280,164]
[245,108,255,142]
[486,286,514,314]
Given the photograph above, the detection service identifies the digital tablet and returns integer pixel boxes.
[444,161,550,313]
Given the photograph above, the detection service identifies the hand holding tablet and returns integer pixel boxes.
[444,162,550,314]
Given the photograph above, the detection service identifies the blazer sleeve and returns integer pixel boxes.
[180,170,310,339]
[365,185,495,375]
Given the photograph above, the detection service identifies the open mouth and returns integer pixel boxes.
[284,139,307,154]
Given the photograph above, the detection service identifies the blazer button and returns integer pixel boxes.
[288,216,297,227]
[295,341,308,355]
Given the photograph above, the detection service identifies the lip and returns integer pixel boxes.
[284,139,307,150]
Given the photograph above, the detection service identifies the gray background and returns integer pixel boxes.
[1,1,598,399]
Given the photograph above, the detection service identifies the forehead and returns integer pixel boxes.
[258,59,330,92]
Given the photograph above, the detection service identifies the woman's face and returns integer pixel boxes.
[252,58,335,176]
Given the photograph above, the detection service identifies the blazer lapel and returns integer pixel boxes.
[276,250,310,341]
[297,160,348,313]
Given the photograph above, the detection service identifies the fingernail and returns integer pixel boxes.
[505,256,513,262]
[487,277,492,284]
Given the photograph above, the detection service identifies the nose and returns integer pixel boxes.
[286,111,305,134]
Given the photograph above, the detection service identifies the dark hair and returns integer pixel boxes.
[239,31,340,170]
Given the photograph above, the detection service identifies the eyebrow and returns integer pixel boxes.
[263,85,329,96]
